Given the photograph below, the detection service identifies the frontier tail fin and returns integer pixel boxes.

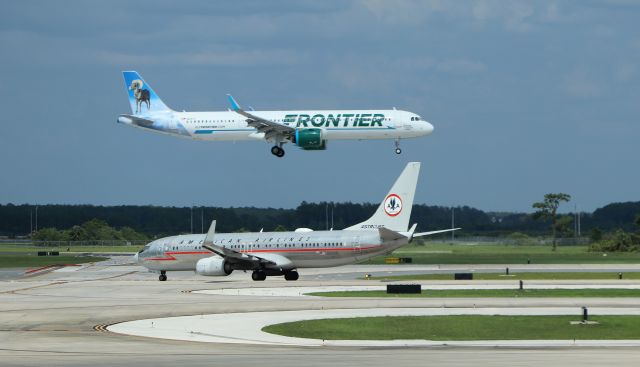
[345,162,421,232]
[122,71,171,114]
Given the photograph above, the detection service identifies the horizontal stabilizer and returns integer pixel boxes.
[117,114,155,127]
[378,227,407,241]
[413,228,461,238]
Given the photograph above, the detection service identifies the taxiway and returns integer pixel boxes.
[1,261,639,366]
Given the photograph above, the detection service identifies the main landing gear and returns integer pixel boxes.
[270,145,285,158]
[284,270,299,281]
[394,139,402,154]
[251,270,266,281]
[159,270,167,281]
[251,269,299,281]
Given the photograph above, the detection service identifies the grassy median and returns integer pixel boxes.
[364,243,640,264]
[366,272,640,281]
[263,315,640,340]
[0,255,108,268]
[0,245,139,253]
[309,289,640,298]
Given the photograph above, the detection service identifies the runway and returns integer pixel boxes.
[1,261,640,366]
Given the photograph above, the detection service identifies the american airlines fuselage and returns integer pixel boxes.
[135,229,403,272]
[134,162,457,282]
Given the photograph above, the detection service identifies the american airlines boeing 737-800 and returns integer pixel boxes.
[135,162,458,281]
[118,71,434,157]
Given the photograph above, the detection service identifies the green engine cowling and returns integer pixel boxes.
[293,128,327,150]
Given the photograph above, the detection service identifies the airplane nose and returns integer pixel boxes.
[423,121,434,135]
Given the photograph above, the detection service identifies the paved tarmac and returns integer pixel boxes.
[109,307,640,347]
[1,262,640,366]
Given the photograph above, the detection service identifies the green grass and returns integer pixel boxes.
[0,255,108,268]
[263,315,640,340]
[367,271,640,281]
[0,245,139,253]
[309,288,640,298]
[363,242,640,264]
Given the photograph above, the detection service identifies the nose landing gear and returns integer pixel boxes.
[159,270,167,281]
[394,139,402,154]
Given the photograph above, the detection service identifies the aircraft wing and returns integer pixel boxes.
[413,228,461,237]
[202,220,277,266]
[226,94,295,139]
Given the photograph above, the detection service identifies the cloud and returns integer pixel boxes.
[561,69,601,98]
[95,49,304,67]
[436,59,487,74]
[614,62,637,82]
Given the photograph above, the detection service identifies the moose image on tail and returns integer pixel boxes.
[129,79,150,113]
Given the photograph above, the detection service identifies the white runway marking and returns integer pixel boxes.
[108,307,640,347]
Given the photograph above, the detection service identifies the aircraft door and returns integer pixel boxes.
[354,236,362,259]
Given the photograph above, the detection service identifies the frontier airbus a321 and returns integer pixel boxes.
[135,162,458,281]
[118,71,434,157]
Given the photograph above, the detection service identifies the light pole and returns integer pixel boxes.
[451,206,455,242]
[325,203,329,231]
[331,204,334,230]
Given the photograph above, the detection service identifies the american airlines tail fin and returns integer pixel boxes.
[122,71,171,114]
[345,162,421,232]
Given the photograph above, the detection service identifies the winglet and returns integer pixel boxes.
[407,223,417,239]
[204,220,216,244]
[226,94,241,111]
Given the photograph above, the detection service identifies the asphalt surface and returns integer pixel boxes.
[1,262,640,366]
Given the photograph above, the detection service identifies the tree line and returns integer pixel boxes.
[1,201,639,239]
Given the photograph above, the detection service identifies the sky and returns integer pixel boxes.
[0,0,638,213]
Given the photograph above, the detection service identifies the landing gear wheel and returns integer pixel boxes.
[395,148,402,154]
[271,146,285,158]
[284,270,299,281]
[251,270,266,281]
[159,271,167,282]
[394,139,402,154]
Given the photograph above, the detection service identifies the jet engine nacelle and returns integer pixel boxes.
[195,256,233,276]
[293,128,326,150]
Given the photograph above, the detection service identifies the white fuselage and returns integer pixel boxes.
[118,109,433,143]
[135,229,406,272]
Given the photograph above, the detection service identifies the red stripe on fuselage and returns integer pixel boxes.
[144,246,382,261]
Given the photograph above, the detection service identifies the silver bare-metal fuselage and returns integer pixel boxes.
[136,229,407,272]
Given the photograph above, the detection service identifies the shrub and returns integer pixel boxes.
[589,230,640,252]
